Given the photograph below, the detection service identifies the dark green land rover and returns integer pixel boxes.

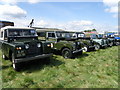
[36,28,84,59]
[0,26,53,71]
[70,32,100,52]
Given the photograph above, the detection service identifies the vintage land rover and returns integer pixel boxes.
[105,33,120,46]
[35,27,84,59]
[0,26,53,71]
[97,34,114,47]
[70,32,101,52]
[89,34,108,48]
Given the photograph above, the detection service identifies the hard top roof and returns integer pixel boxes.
[66,30,84,34]
[1,26,34,30]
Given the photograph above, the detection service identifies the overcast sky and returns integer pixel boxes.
[0,0,119,33]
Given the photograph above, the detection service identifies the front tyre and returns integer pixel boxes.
[82,46,88,52]
[94,44,100,51]
[12,53,20,71]
[62,48,73,59]
[115,42,120,46]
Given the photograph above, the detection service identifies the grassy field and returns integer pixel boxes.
[0,46,118,88]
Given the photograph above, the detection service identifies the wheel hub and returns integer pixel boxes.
[82,47,87,52]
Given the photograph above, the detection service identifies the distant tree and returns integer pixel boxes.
[92,29,97,31]
[84,29,97,32]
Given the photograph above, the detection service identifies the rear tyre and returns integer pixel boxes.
[62,48,73,59]
[12,53,20,71]
[94,44,100,51]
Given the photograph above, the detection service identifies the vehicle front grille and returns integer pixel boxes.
[25,42,42,55]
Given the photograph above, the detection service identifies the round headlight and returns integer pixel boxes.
[37,43,41,48]
[25,44,29,49]
[16,47,22,50]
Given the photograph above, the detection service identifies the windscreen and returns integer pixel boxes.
[8,29,37,37]
[71,33,85,38]
[91,34,98,39]
[56,32,72,38]
[98,34,103,38]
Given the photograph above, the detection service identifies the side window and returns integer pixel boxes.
[1,31,3,38]
[48,32,55,38]
[4,30,8,40]
[4,30,7,38]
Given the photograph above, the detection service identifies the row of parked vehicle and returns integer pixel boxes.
[0,26,119,71]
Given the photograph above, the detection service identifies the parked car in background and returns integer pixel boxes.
[70,32,100,52]
[0,26,53,71]
[97,34,113,47]
[35,27,84,58]
[89,34,108,48]
[105,33,120,46]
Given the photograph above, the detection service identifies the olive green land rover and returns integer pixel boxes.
[0,26,53,71]
[36,28,84,58]
[70,32,100,52]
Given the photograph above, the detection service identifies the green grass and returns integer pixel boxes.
[0,46,118,88]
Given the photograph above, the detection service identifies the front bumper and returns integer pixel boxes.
[15,53,53,63]
[72,48,84,54]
